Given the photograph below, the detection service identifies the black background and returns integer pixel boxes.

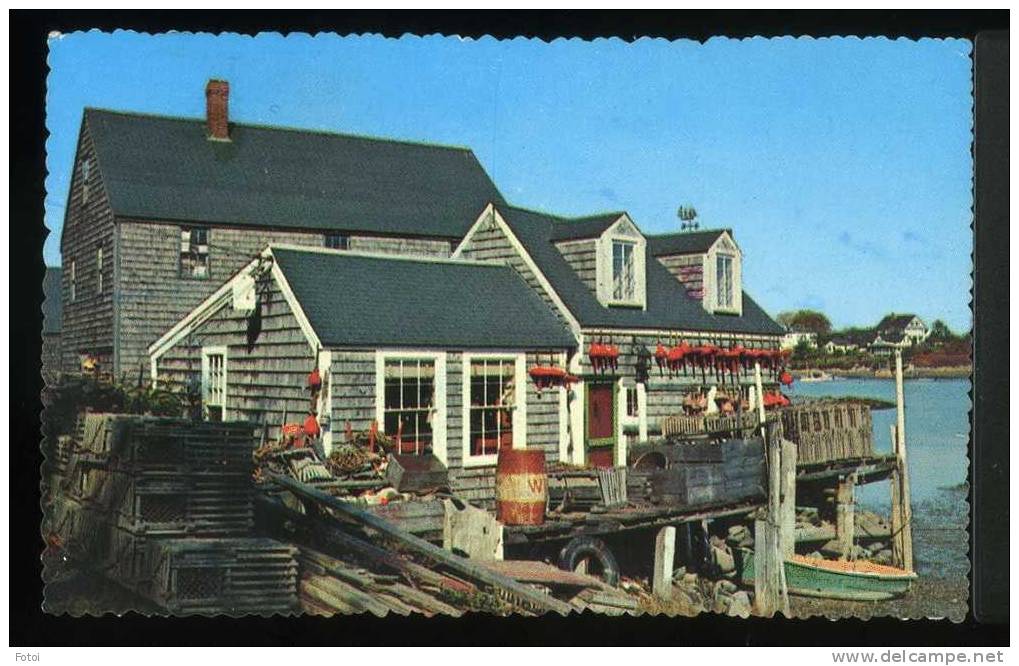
[10,10,1009,646]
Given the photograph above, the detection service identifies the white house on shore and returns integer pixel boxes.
[780,329,818,351]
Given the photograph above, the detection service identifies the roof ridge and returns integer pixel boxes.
[268,244,505,269]
[84,107,476,153]
[647,228,730,238]
[499,202,626,223]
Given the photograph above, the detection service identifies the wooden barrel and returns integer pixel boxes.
[495,448,547,526]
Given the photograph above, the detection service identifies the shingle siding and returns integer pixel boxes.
[457,214,574,330]
[115,222,451,381]
[555,239,598,293]
[656,253,705,300]
[579,330,783,433]
[154,280,315,440]
[60,118,116,374]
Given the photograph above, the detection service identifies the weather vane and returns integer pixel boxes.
[677,205,699,231]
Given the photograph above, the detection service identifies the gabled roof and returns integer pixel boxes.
[493,206,784,336]
[549,212,627,242]
[271,247,575,349]
[877,314,922,331]
[84,108,505,238]
[647,229,730,257]
[42,267,62,334]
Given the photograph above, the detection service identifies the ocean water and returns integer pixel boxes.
[787,377,971,579]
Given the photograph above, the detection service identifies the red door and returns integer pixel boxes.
[587,384,615,441]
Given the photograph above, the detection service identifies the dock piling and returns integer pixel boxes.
[652,526,677,600]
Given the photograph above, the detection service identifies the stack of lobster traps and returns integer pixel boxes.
[46,413,298,615]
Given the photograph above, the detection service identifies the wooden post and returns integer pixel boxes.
[652,525,677,600]
[753,361,789,616]
[893,350,915,572]
[779,439,798,558]
[835,473,857,561]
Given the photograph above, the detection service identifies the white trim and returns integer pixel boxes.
[317,349,333,455]
[461,351,527,468]
[580,326,782,343]
[271,242,494,267]
[375,350,448,465]
[615,377,628,467]
[452,205,583,338]
[568,335,586,466]
[200,345,228,421]
[595,214,647,310]
[148,256,261,360]
[269,259,321,353]
[637,383,648,441]
[557,350,570,465]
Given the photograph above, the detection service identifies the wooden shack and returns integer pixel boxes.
[149,245,576,508]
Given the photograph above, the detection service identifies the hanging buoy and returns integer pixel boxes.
[780,371,794,386]
[306,367,322,390]
[303,413,321,438]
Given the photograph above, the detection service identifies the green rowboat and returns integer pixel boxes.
[740,551,916,601]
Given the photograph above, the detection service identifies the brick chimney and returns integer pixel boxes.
[205,79,230,141]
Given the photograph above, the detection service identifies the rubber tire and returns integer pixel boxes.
[558,536,621,586]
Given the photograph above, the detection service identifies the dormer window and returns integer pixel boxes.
[612,240,637,302]
[716,253,734,309]
[594,215,646,309]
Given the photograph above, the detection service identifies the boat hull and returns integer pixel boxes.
[740,551,916,602]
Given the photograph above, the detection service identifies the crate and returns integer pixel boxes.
[147,538,299,615]
[115,472,254,537]
[77,414,257,474]
[779,401,873,464]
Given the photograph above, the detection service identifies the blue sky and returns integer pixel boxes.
[46,32,973,331]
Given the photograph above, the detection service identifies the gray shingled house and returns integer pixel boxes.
[59,79,504,380]
[148,246,575,506]
[453,204,785,467]
[42,267,63,384]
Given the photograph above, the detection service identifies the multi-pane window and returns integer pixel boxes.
[383,359,435,455]
[716,254,734,309]
[625,386,640,418]
[202,348,227,422]
[69,260,76,302]
[180,227,210,279]
[612,240,636,301]
[467,358,517,458]
[96,246,104,294]
[324,233,349,250]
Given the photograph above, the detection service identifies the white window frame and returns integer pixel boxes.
[619,381,648,444]
[180,226,211,279]
[324,233,349,250]
[595,217,647,309]
[201,345,228,421]
[375,351,447,464]
[462,352,527,468]
[612,240,638,302]
[716,253,735,310]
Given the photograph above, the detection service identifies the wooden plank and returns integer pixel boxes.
[835,473,856,561]
[269,474,573,615]
[779,439,797,558]
[652,525,676,600]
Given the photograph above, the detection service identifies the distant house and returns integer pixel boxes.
[59,79,504,380]
[780,329,818,351]
[822,337,858,354]
[42,267,63,384]
[869,331,909,356]
[876,314,929,346]
[149,246,575,508]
